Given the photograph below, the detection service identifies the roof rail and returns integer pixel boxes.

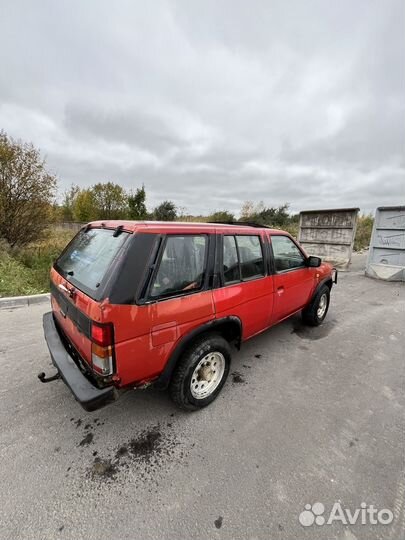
[208,221,271,228]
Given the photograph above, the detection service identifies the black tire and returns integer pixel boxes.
[169,333,231,411]
[302,284,330,326]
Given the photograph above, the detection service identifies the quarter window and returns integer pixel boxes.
[150,235,207,299]
[271,235,305,272]
[222,235,265,284]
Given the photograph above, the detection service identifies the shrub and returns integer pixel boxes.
[354,214,374,251]
[0,131,57,247]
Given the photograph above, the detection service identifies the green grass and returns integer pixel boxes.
[0,228,75,298]
[0,252,43,296]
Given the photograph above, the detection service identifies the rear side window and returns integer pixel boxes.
[223,235,265,284]
[150,235,207,299]
[56,228,129,296]
[223,236,240,283]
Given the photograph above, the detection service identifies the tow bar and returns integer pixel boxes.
[38,371,61,383]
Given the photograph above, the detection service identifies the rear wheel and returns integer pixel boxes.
[169,334,231,410]
[302,284,330,326]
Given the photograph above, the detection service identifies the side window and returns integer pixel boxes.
[236,235,265,279]
[222,235,265,284]
[150,235,207,298]
[271,235,305,272]
[223,236,240,284]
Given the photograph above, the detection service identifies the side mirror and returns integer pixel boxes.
[306,255,322,268]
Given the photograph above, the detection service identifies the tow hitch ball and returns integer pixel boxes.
[38,371,60,383]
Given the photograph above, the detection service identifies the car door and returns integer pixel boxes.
[212,233,274,339]
[112,233,216,385]
[269,234,316,323]
[146,234,216,346]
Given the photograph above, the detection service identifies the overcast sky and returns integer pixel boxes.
[0,0,404,216]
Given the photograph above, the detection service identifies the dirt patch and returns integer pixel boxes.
[232,371,246,384]
[116,446,129,459]
[87,424,181,483]
[91,458,118,479]
[79,432,94,446]
[128,429,161,461]
[214,516,223,529]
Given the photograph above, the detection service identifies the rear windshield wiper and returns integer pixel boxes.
[113,225,124,237]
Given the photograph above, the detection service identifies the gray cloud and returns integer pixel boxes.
[0,0,403,216]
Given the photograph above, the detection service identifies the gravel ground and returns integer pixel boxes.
[0,253,404,540]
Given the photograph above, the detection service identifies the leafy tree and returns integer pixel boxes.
[240,200,257,220]
[153,200,177,221]
[49,202,64,223]
[0,131,57,247]
[354,214,374,251]
[128,184,147,220]
[62,184,80,221]
[92,181,128,219]
[209,210,235,223]
[240,200,290,227]
[73,189,97,222]
[257,204,290,227]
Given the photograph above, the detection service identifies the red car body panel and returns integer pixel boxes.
[49,221,334,390]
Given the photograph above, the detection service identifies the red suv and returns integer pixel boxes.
[40,221,337,411]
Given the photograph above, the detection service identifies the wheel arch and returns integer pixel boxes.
[314,276,333,297]
[154,316,242,390]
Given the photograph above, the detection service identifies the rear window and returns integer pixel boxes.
[55,228,129,296]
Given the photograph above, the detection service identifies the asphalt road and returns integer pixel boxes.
[0,254,404,540]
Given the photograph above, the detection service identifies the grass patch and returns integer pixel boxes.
[0,252,42,296]
[0,228,75,297]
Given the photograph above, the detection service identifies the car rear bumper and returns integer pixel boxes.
[42,311,118,411]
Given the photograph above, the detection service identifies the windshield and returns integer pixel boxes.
[55,228,129,295]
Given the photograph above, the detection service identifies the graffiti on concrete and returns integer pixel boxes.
[366,206,405,281]
[298,208,359,269]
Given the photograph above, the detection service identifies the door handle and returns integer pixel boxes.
[277,286,285,296]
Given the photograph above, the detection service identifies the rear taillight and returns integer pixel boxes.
[91,322,114,376]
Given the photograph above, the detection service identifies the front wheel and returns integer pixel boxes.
[169,334,231,410]
[302,284,330,326]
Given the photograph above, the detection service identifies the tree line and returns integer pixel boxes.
[59,181,295,226]
[59,182,178,222]
[0,129,304,248]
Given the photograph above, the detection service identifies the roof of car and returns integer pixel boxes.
[87,220,287,235]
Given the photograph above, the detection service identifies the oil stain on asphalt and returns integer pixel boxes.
[214,516,223,529]
[232,371,246,384]
[87,424,181,482]
[291,318,336,340]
